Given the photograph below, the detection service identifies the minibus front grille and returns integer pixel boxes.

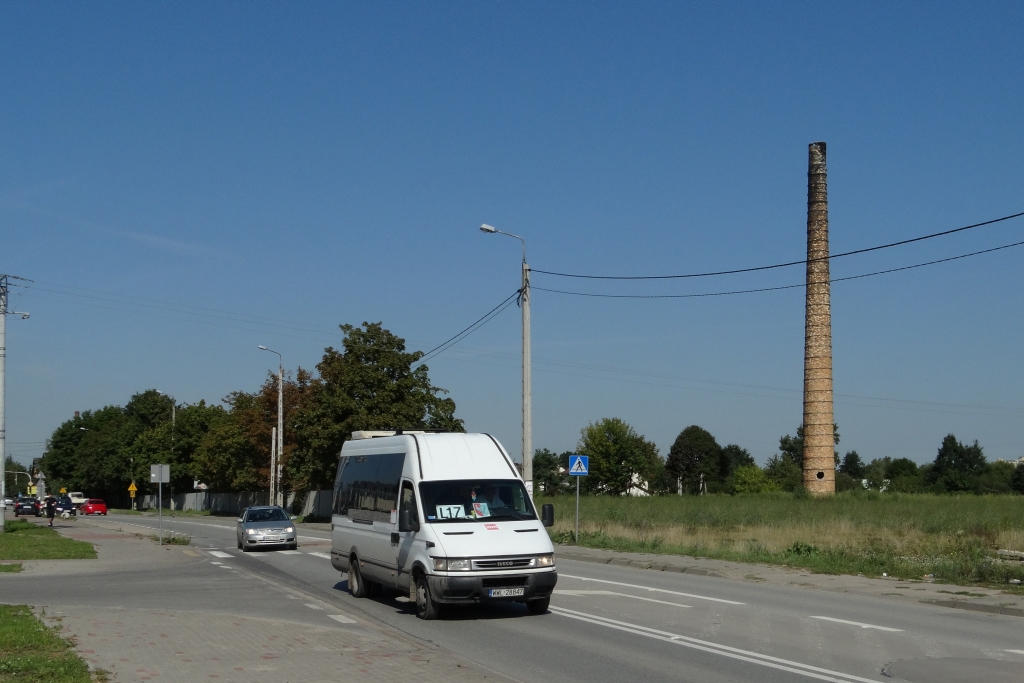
[473,558,534,570]
[481,576,529,588]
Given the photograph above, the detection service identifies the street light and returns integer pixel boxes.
[479,224,532,496]
[258,346,284,507]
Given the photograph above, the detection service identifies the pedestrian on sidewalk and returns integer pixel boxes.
[44,495,57,527]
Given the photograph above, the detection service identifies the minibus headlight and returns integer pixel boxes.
[536,554,554,567]
[432,558,471,571]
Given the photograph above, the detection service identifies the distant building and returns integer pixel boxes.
[995,456,1024,467]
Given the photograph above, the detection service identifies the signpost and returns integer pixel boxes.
[568,455,589,543]
[150,465,169,545]
[128,482,137,511]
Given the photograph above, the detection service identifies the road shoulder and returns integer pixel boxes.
[556,543,1024,617]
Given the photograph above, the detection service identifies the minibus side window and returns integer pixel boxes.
[399,481,418,526]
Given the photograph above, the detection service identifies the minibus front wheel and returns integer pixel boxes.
[414,573,442,620]
[527,597,550,615]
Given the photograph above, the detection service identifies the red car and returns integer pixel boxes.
[81,499,108,515]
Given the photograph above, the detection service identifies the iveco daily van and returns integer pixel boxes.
[330,431,557,619]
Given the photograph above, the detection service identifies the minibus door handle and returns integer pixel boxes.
[390,532,400,545]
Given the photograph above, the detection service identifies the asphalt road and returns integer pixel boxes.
[83,514,1024,683]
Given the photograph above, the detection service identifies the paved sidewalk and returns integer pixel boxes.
[3,517,513,683]
[555,544,1024,617]
[41,607,502,683]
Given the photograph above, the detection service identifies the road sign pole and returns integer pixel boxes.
[575,475,580,544]
[158,478,162,545]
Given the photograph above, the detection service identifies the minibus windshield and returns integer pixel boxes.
[419,479,536,523]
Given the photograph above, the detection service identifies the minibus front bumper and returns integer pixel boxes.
[427,569,557,604]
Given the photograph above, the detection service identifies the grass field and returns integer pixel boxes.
[0,605,98,682]
[546,492,1024,586]
[0,563,22,573]
[0,520,97,560]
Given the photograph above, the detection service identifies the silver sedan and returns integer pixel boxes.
[235,506,298,551]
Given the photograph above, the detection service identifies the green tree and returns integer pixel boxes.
[291,322,464,490]
[577,418,661,495]
[764,454,803,492]
[929,434,986,492]
[720,444,755,475]
[1010,465,1024,495]
[839,451,865,479]
[666,426,721,494]
[533,448,569,495]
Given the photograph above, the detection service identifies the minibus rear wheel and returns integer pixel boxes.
[349,557,369,598]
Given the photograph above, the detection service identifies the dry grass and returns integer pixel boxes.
[545,492,1024,586]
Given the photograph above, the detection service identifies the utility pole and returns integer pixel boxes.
[521,258,532,494]
[0,274,31,534]
[802,142,836,495]
[270,427,277,505]
[479,225,532,496]
[0,275,7,533]
[258,346,284,507]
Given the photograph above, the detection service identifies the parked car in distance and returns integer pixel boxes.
[54,496,77,517]
[14,498,40,517]
[236,506,297,551]
[68,492,87,508]
[81,499,108,515]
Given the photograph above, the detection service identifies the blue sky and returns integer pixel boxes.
[3,2,1023,469]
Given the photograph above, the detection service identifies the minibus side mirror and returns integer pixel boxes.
[399,508,419,533]
[541,504,554,528]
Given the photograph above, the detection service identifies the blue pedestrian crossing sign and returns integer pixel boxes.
[568,455,589,476]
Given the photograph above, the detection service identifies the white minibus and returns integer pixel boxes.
[330,431,557,619]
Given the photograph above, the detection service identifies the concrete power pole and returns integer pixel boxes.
[0,276,7,532]
[802,142,836,495]
[521,259,532,495]
[276,363,283,507]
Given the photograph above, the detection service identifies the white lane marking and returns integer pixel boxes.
[307,552,331,559]
[218,566,232,569]
[328,614,356,624]
[210,561,223,565]
[207,551,232,558]
[1005,649,1024,655]
[110,517,328,542]
[551,606,879,683]
[809,616,903,632]
[277,550,302,555]
[557,589,690,608]
[559,573,744,605]
[304,603,324,611]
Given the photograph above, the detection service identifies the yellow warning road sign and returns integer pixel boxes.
[129,491,136,498]
[128,482,138,492]
[60,487,67,494]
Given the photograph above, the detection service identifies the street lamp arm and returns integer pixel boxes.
[480,225,526,262]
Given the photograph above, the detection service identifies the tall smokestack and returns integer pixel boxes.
[802,142,835,495]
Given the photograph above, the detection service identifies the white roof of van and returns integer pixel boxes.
[342,432,520,481]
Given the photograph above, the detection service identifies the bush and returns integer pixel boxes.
[732,465,777,494]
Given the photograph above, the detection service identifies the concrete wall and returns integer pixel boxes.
[139,490,333,518]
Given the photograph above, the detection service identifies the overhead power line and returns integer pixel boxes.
[415,289,522,365]
[533,238,1024,299]
[531,210,1024,280]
